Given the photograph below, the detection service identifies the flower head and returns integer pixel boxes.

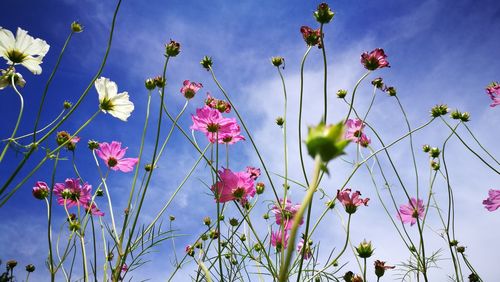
[482,189,500,212]
[297,239,312,260]
[314,3,335,24]
[218,122,245,145]
[300,26,322,47]
[95,77,134,121]
[397,197,425,226]
[361,48,390,71]
[85,202,104,217]
[205,93,231,113]
[345,119,371,147]
[245,166,261,180]
[271,230,289,251]
[355,239,374,258]
[0,68,25,90]
[485,82,500,107]
[337,189,369,214]
[0,27,50,74]
[211,168,255,205]
[165,40,180,57]
[271,199,303,230]
[53,178,92,208]
[180,80,203,99]
[32,181,49,200]
[191,106,241,143]
[96,141,138,173]
[374,260,395,278]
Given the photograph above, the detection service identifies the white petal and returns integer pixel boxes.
[24,38,50,58]
[14,28,34,53]
[109,92,134,121]
[21,57,42,74]
[95,77,111,102]
[0,27,15,54]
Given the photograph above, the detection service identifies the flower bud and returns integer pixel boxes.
[229,218,239,227]
[256,182,265,194]
[240,234,246,242]
[221,240,228,248]
[276,116,285,127]
[430,104,449,117]
[343,271,354,282]
[460,112,470,122]
[144,163,153,172]
[209,229,219,239]
[431,160,440,171]
[422,144,431,153]
[254,243,262,252]
[336,89,347,98]
[300,26,322,47]
[165,40,181,57]
[314,3,335,24]
[63,101,73,109]
[263,213,269,220]
[169,215,175,221]
[457,246,465,253]
[145,78,156,90]
[430,147,440,158]
[96,188,104,197]
[200,56,213,70]
[88,140,99,150]
[371,77,384,89]
[449,240,458,246]
[25,264,36,272]
[201,234,208,241]
[185,245,194,257]
[374,260,395,278]
[32,181,49,200]
[355,240,374,258]
[69,220,81,232]
[352,275,364,282]
[271,56,285,67]
[0,68,26,89]
[306,121,350,163]
[450,109,461,119]
[219,214,225,221]
[326,200,335,209]
[154,75,166,87]
[7,260,18,269]
[107,252,114,261]
[71,21,83,33]
[385,86,397,96]
[469,273,480,282]
[203,216,211,226]
[56,131,71,146]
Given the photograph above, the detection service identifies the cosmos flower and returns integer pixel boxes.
[218,122,245,144]
[96,141,138,173]
[191,106,240,143]
[482,189,500,212]
[95,77,134,121]
[205,93,231,113]
[345,118,371,147]
[397,197,425,226]
[0,27,50,74]
[180,80,203,99]
[32,181,49,200]
[300,26,322,47]
[485,82,500,107]
[271,229,289,250]
[245,166,261,180]
[360,48,390,71]
[211,168,255,205]
[297,239,312,260]
[271,199,303,230]
[53,178,92,208]
[337,189,369,214]
[85,202,104,217]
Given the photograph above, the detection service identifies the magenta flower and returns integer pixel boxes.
[345,118,371,147]
[485,82,500,107]
[397,198,425,226]
[53,178,92,208]
[205,93,231,113]
[211,168,256,205]
[180,80,203,99]
[85,202,104,217]
[246,166,261,180]
[218,122,245,145]
[337,189,369,214]
[483,189,500,211]
[191,106,240,143]
[96,141,138,173]
[361,48,390,71]
[271,199,303,230]
[297,239,312,260]
[32,181,49,200]
[271,230,289,250]
[121,263,128,272]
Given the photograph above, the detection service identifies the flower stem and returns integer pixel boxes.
[0,76,24,162]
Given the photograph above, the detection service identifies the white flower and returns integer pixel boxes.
[95,77,134,121]
[0,27,50,75]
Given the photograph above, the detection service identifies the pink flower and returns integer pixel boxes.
[32,181,49,200]
[85,202,104,217]
[271,199,303,230]
[121,263,128,272]
[191,106,240,143]
[483,189,500,211]
[337,189,369,214]
[300,26,322,47]
[485,82,500,107]
[397,198,425,226]
[205,93,231,113]
[271,230,289,250]
[96,141,138,173]
[53,178,92,208]
[211,168,256,205]
[361,48,390,71]
[218,122,245,145]
[185,245,195,256]
[180,80,203,99]
[245,166,261,180]
[297,239,312,260]
[345,118,371,147]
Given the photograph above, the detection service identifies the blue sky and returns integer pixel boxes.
[1,0,499,281]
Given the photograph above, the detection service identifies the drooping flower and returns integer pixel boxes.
[85,202,104,217]
[271,199,303,230]
[95,77,134,121]
[361,48,390,71]
[191,106,240,143]
[96,141,138,173]
[0,27,50,74]
[271,230,289,250]
[0,68,25,90]
[300,26,322,47]
[482,189,500,212]
[345,119,371,147]
[397,197,425,226]
[53,178,92,208]
[297,239,312,260]
[246,166,261,180]
[485,82,500,107]
[374,260,395,278]
[180,80,203,99]
[32,181,49,200]
[211,168,255,205]
[337,189,369,214]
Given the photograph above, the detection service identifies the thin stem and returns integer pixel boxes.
[79,234,89,282]
[297,46,313,187]
[0,76,24,162]
[344,71,371,122]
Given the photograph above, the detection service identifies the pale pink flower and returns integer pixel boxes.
[483,189,500,212]
[53,178,92,208]
[211,168,255,205]
[485,82,500,107]
[297,239,312,260]
[358,133,371,147]
[96,141,138,173]
[271,230,289,250]
[180,80,203,99]
[337,189,369,214]
[345,118,370,147]
[271,199,303,230]
[361,48,390,71]
[245,166,261,180]
[397,198,425,226]
[32,181,49,200]
[191,106,239,143]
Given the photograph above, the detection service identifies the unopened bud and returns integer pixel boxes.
[385,86,397,96]
[145,78,156,90]
[71,21,83,33]
[88,140,99,150]
[336,89,347,98]
[450,109,462,119]
[430,104,449,117]
[276,116,284,127]
[63,101,73,109]
[200,56,213,70]
[256,182,265,194]
[460,112,470,122]
[229,218,239,227]
[165,40,181,57]
[271,56,284,67]
[203,216,212,226]
[314,3,335,24]
[25,264,36,273]
[430,147,440,158]
[422,144,431,153]
[371,77,384,89]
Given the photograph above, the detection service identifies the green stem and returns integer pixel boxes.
[297,46,313,187]
[344,71,371,122]
[79,234,89,282]
[0,76,24,162]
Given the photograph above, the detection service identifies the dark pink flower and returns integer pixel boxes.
[85,202,104,217]
[53,178,92,208]
[271,229,289,250]
[345,118,371,147]
[483,189,500,211]
[121,263,128,272]
[191,106,239,143]
[180,80,203,99]
[245,166,261,180]
[337,189,369,214]
[300,26,322,47]
[271,199,303,230]
[485,82,500,107]
[211,168,255,205]
[297,239,312,260]
[96,141,138,173]
[205,93,231,113]
[361,48,390,71]
[32,181,49,200]
[397,198,425,226]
